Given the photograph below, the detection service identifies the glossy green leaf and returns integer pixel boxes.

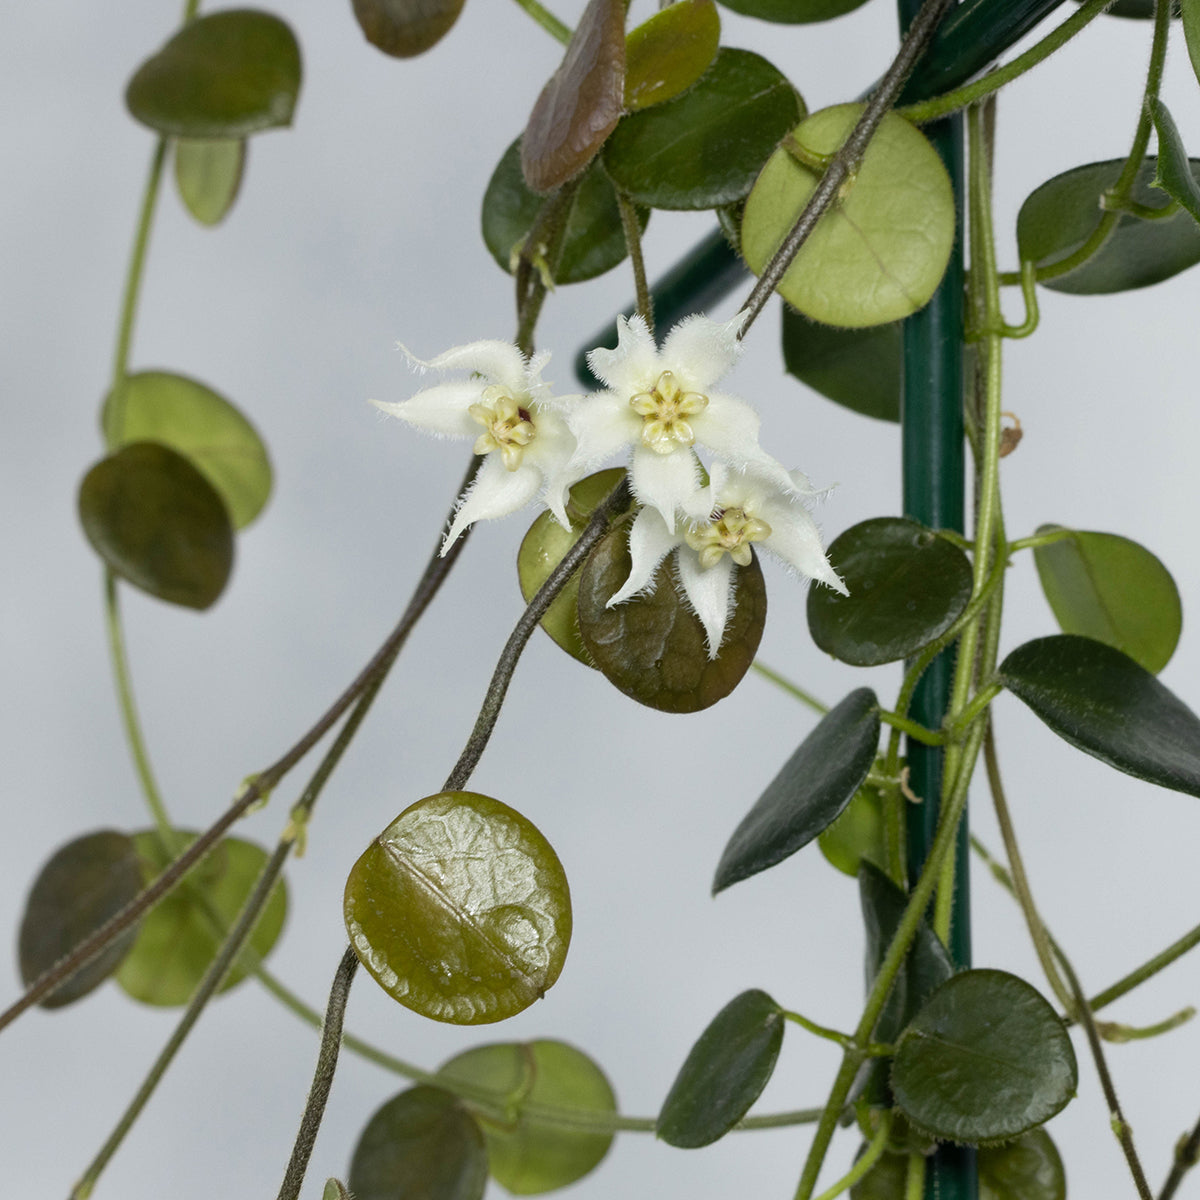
[521,0,625,193]
[349,1086,487,1200]
[439,1040,616,1193]
[860,863,953,1046]
[350,0,466,57]
[999,634,1200,798]
[1016,157,1200,293]
[344,791,572,1024]
[126,10,302,138]
[657,989,785,1147]
[892,969,1077,1144]
[576,522,766,713]
[807,518,972,666]
[173,137,246,226]
[18,830,143,1008]
[782,307,900,421]
[1101,0,1178,17]
[517,469,628,664]
[718,0,874,22]
[604,48,804,210]
[1151,98,1200,225]
[116,831,288,1006]
[742,105,955,326]
[78,442,235,610]
[482,144,648,285]
[624,0,720,111]
[103,371,272,529]
[713,689,880,893]
[1033,525,1181,673]
[819,782,887,877]
[979,1129,1066,1200]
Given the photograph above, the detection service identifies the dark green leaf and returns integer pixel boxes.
[891,969,1077,1144]
[482,144,648,285]
[344,792,572,1024]
[439,1040,616,1193]
[349,1086,487,1200]
[576,522,766,713]
[782,307,900,422]
[103,371,272,530]
[657,989,785,1147]
[126,10,302,138]
[517,469,628,665]
[819,782,887,877]
[18,830,143,1008]
[713,689,880,893]
[998,634,1200,798]
[807,518,972,666]
[718,0,874,22]
[742,105,955,326]
[859,863,953,1046]
[1100,0,1178,17]
[116,831,288,1006]
[625,0,720,111]
[78,442,235,610]
[1032,525,1181,673]
[604,48,804,210]
[979,1129,1066,1200]
[1016,157,1200,293]
[350,0,466,57]
[521,0,625,193]
[1151,98,1200,225]
[173,138,245,226]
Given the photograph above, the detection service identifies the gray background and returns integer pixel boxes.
[3,1,1200,1196]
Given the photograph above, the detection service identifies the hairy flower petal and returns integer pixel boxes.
[402,339,531,394]
[675,549,736,657]
[444,455,543,547]
[660,312,743,391]
[606,507,678,607]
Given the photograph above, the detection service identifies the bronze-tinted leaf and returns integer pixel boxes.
[350,0,467,58]
[521,0,626,194]
[624,0,720,111]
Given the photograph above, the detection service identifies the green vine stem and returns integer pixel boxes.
[510,0,571,44]
[617,190,654,333]
[1159,1111,1200,1200]
[751,661,830,715]
[898,0,1114,126]
[811,1109,894,1200]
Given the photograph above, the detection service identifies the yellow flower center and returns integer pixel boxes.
[469,386,537,471]
[684,507,772,569]
[629,371,709,456]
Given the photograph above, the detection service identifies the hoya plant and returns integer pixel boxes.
[5,1,1200,1199]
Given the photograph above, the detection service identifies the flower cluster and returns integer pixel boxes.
[373,314,845,656]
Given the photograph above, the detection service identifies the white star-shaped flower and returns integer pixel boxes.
[373,339,577,552]
[607,463,846,657]
[565,314,810,532]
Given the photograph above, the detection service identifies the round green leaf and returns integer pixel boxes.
[349,1086,487,1200]
[807,518,972,666]
[782,307,900,421]
[173,137,246,226]
[657,989,785,1147]
[713,689,881,893]
[517,469,628,665]
[718,0,874,22]
[116,831,288,1006]
[439,1040,616,1193]
[1033,525,1181,674]
[624,0,720,111]
[998,634,1200,798]
[125,10,302,138]
[819,781,887,877]
[103,371,272,529]
[576,522,766,713]
[521,0,625,193]
[18,830,144,1008]
[344,792,572,1024]
[1016,157,1200,294]
[350,0,466,57]
[604,48,805,210]
[892,969,1077,1144]
[482,145,648,285]
[979,1129,1066,1200]
[742,104,955,327]
[78,442,235,610]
